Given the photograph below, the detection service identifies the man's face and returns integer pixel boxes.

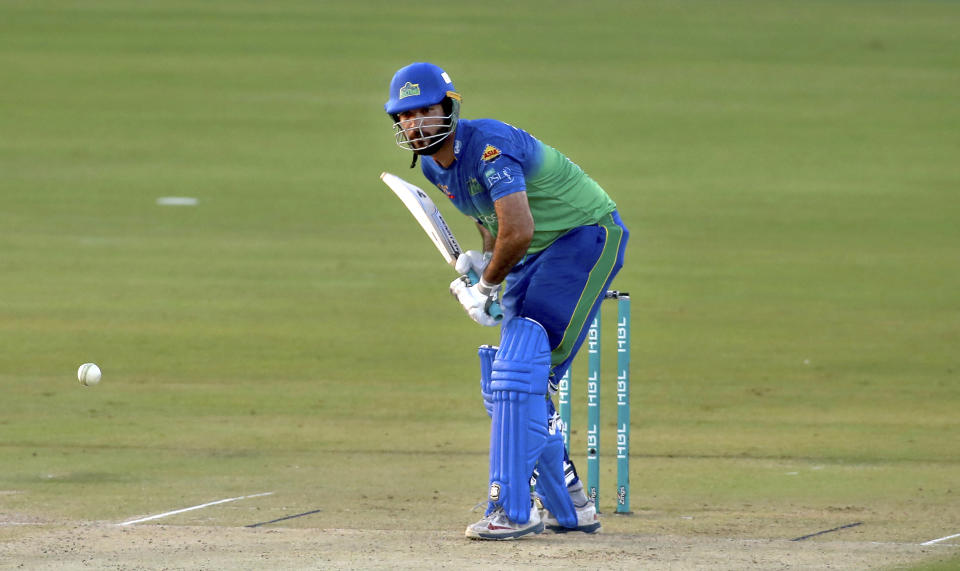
[397,103,446,150]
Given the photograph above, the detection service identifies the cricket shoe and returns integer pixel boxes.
[464,505,544,540]
[540,499,601,534]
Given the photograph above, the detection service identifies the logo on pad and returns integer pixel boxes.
[489,483,501,502]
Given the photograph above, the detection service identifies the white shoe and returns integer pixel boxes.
[541,500,601,534]
[465,505,544,540]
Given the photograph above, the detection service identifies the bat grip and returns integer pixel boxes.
[466,269,504,321]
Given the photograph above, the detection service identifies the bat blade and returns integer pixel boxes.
[380,172,503,322]
[380,172,461,266]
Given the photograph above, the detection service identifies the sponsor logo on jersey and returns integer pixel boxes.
[481,144,501,162]
[437,183,454,199]
[477,212,498,224]
[484,167,513,186]
[468,178,483,195]
[398,82,420,99]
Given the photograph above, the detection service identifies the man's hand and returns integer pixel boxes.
[450,276,501,327]
[454,250,492,283]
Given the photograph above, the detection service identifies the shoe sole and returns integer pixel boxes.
[465,521,545,540]
[544,522,602,534]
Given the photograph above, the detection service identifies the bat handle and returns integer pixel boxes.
[467,269,504,322]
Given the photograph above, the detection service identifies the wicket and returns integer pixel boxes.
[558,290,631,514]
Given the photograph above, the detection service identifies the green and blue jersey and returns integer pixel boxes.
[420,119,616,254]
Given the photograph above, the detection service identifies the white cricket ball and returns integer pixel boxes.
[78,363,102,387]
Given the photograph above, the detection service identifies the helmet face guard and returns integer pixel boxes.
[391,96,460,153]
[385,63,461,154]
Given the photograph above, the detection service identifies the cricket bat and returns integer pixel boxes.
[380,172,503,321]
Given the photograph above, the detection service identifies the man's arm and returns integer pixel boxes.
[476,221,496,253]
[482,191,534,285]
[449,192,529,326]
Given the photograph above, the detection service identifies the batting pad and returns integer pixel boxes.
[535,429,578,528]
[488,318,551,524]
[478,345,497,418]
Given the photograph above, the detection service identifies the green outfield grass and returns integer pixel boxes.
[1,1,958,567]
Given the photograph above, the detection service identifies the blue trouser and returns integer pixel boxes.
[500,210,629,383]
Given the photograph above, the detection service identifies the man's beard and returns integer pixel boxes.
[413,126,452,156]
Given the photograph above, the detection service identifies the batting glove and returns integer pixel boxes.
[454,250,492,282]
[450,275,501,327]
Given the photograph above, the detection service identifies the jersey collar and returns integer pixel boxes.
[452,119,471,161]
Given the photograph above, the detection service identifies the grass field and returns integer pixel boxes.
[1,1,958,568]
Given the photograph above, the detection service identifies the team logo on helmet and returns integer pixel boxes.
[398,81,420,99]
[481,145,501,162]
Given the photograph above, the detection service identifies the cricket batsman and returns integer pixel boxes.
[385,62,628,540]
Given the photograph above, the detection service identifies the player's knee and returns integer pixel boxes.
[491,317,551,396]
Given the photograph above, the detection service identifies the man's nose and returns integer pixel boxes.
[401,116,420,131]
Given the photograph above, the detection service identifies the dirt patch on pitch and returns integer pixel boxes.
[0,521,950,570]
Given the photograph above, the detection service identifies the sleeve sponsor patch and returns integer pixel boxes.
[484,167,514,186]
[481,144,501,162]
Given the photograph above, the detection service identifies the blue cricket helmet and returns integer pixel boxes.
[385,63,463,159]
[384,62,461,116]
